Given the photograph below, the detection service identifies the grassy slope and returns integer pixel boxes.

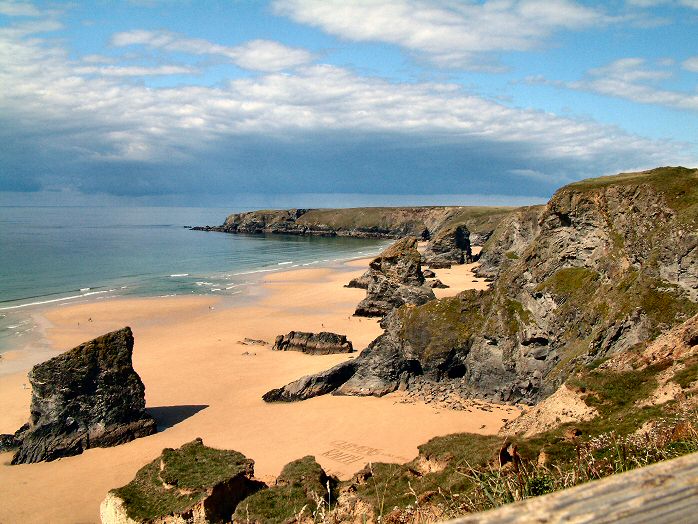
[112,439,252,521]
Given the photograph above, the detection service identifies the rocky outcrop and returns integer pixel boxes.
[0,432,20,452]
[232,456,335,524]
[262,360,358,402]
[9,327,156,464]
[272,331,353,354]
[354,237,435,317]
[475,205,543,279]
[264,167,698,405]
[192,206,515,243]
[423,224,472,268]
[100,438,264,524]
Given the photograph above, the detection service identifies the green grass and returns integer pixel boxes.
[536,267,600,297]
[113,439,252,521]
[234,456,334,524]
[673,357,698,388]
[398,293,485,361]
[564,166,698,221]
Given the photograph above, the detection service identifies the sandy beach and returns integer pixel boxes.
[0,253,514,524]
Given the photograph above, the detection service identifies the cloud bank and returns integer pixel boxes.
[0,3,695,203]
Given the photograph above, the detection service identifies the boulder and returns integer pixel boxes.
[10,327,156,464]
[354,237,435,318]
[422,269,436,278]
[428,279,449,289]
[272,331,353,355]
[100,438,265,524]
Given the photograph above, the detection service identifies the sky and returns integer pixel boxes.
[1,0,697,207]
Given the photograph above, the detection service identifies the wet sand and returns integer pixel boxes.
[0,253,512,523]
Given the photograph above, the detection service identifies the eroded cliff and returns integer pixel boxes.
[264,167,698,404]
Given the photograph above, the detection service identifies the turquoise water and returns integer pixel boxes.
[0,207,387,352]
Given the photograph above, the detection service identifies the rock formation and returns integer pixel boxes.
[272,331,353,354]
[100,438,264,524]
[423,224,472,268]
[9,327,156,464]
[192,206,514,243]
[233,456,335,524]
[264,167,698,405]
[353,237,435,317]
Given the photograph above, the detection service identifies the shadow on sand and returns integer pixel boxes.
[147,404,209,431]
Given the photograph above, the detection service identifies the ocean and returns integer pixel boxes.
[0,206,388,353]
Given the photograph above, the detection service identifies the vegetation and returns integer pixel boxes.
[565,166,697,221]
[398,293,486,361]
[234,456,336,524]
[337,360,698,523]
[113,439,252,521]
[299,206,516,236]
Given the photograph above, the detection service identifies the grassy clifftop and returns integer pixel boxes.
[297,206,515,235]
[216,205,517,241]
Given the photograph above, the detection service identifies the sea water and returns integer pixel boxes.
[0,206,388,353]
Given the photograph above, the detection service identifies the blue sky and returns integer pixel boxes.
[1,0,697,206]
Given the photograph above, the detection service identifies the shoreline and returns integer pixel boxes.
[0,251,510,524]
[0,246,390,361]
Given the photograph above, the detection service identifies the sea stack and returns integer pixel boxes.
[353,236,435,317]
[9,327,156,464]
[423,224,472,268]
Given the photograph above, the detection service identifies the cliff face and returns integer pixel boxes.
[194,206,515,245]
[264,167,698,405]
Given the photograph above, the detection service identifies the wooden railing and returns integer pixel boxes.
[447,452,698,524]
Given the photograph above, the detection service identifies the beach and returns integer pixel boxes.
[0,254,517,524]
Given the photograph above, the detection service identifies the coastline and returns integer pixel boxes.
[0,253,512,524]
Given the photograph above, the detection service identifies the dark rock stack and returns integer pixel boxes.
[101,438,265,524]
[423,224,472,268]
[5,327,156,464]
[272,331,353,355]
[353,237,435,318]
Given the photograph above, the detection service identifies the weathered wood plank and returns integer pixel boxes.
[446,452,698,524]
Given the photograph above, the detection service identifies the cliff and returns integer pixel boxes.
[264,166,698,405]
[193,206,514,244]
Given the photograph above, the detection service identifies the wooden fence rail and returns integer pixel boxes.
[446,452,698,524]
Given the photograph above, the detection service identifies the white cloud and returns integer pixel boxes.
[529,58,698,111]
[0,15,694,193]
[74,65,198,76]
[273,0,608,69]
[627,0,698,8]
[111,30,314,72]
[588,58,672,81]
[683,56,698,72]
[0,0,41,17]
